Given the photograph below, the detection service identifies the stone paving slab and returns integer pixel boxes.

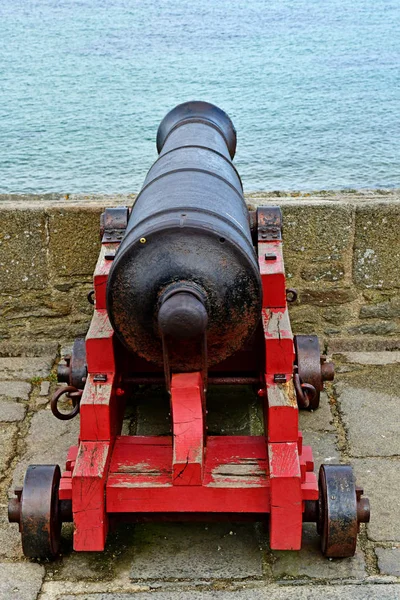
[0,423,17,476]
[129,522,263,580]
[297,431,340,473]
[342,352,400,365]
[299,392,335,432]
[0,399,26,422]
[0,380,31,400]
[339,387,400,457]
[271,523,366,580]
[11,407,80,488]
[352,458,400,542]
[48,583,400,599]
[0,507,24,559]
[376,547,400,576]
[0,356,54,380]
[0,562,45,600]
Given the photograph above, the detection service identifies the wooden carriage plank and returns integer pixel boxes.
[171,373,205,486]
[72,441,111,551]
[268,442,303,550]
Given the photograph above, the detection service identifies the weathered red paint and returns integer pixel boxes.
[258,241,286,308]
[268,442,303,550]
[72,441,111,551]
[170,372,205,486]
[86,310,116,374]
[266,377,298,443]
[106,436,270,513]
[93,244,118,309]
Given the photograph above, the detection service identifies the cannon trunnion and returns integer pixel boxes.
[9,102,369,560]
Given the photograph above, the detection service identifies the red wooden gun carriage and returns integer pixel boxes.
[9,102,369,559]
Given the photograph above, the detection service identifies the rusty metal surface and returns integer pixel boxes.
[57,337,87,390]
[294,334,335,410]
[321,358,335,381]
[13,464,62,559]
[318,464,370,558]
[69,337,87,389]
[51,385,82,420]
[286,288,298,303]
[293,372,315,409]
[256,206,282,241]
[100,206,129,243]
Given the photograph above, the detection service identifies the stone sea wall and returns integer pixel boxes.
[0,191,399,351]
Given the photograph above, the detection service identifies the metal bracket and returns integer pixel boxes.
[256,206,283,242]
[100,207,129,243]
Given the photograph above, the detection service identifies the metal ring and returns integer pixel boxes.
[87,290,95,305]
[286,288,298,303]
[294,373,317,409]
[51,386,82,421]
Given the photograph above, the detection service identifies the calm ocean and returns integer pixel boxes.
[0,0,399,193]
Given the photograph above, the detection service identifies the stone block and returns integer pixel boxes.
[347,321,398,336]
[0,380,31,400]
[300,287,357,306]
[129,522,263,580]
[0,341,58,357]
[360,297,400,319]
[40,380,51,396]
[1,290,72,323]
[271,523,365,580]
[376,547,400,576]
[322,305,354,326]
[0,207,48,292]
[26,315,91,342]
[0,356,54,380]
[341,351,400,365]
[352,458,400,542]
[287,305,322,329]
[353,203,400,289]
[339,387,400,457]
[0,400,26,422]
[47,206,102,278]
[0,562,45,600]
[328,338,400,352]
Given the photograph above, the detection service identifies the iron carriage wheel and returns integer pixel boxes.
[20,464,62,559]
[318,464,362,558]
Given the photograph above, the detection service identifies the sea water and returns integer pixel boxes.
[0,0,399,193]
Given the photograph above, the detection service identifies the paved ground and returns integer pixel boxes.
[0,343,399,599]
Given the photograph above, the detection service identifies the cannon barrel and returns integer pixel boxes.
[107,101,262,371]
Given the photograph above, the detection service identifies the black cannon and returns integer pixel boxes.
[107,101,262,373]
